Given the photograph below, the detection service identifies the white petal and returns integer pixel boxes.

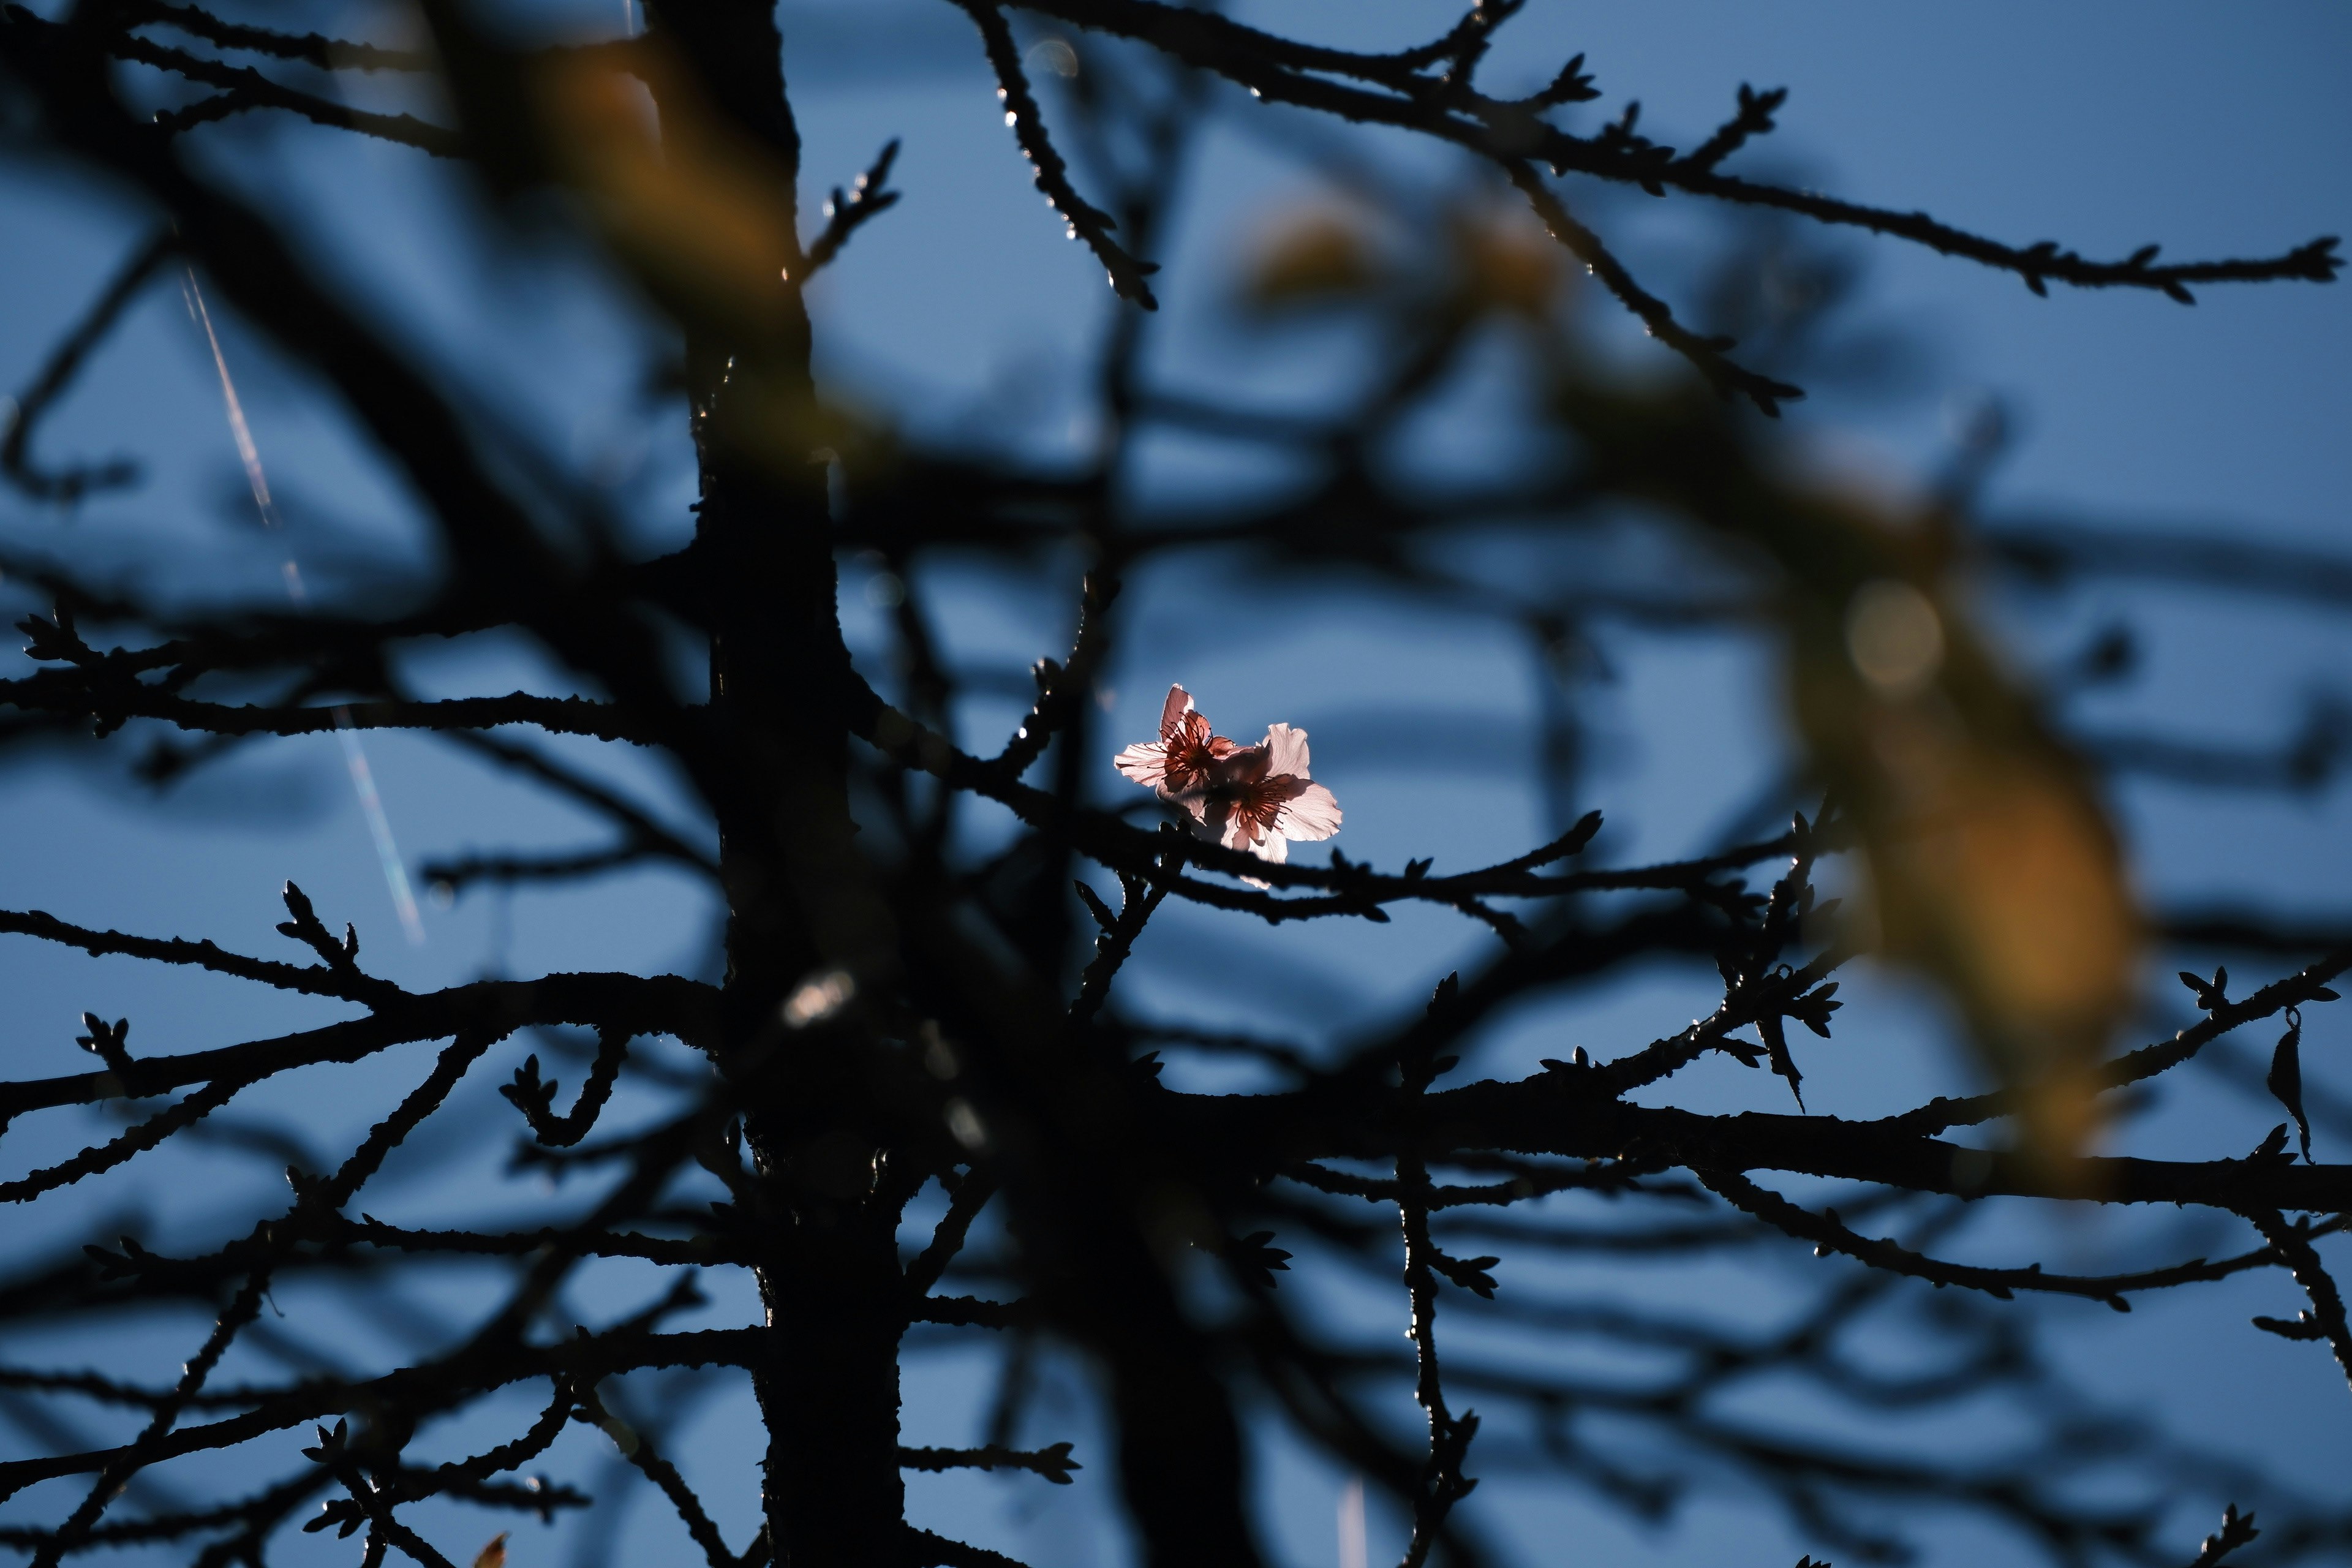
[1113,742,1168,786]
[1274,782,1342,842]
[1250,831,1289,864]
[1262,722,1311,778]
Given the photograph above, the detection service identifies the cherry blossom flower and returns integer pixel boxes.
[1198,722,1343,869]
[1113,684,1239,801]
[1114,687,1341,880]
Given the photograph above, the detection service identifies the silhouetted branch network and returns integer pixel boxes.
[0,3,2347,1568]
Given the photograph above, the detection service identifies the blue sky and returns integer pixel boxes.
[2,4,2349,1566]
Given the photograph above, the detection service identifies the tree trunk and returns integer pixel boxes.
[641,3,907,1561]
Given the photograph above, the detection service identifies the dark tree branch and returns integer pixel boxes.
[1882,944,2352,1137]
[116,33,463,154]
[2241,1209,2352,1396]
[1701,1169,2329,1310]
[0,1077,244,1205]
[0,671,655,745]
[439,729,715,870]
[0,1329,760,1502]
[905,1171,999,1300]
[948,0,1161,307]
[899,1442,1080,1483]
[0,970,718,1118]
[1,5,2345,1566]
[124,0,435,72]
[571,1381,753,1568]
[905,1528,1036,1568]
[1,228,173,501]
[801,139,903,277]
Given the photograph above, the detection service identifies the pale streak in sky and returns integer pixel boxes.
[183,270,426,946]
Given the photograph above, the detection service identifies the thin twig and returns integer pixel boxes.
[573,1382,752,1568]
[802,140,903,277]
[947,0,1159,306]
[2239,1208,2352,1396]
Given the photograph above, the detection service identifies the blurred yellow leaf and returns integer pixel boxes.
[507,42,835,468]
[530,47,799,333]
[1838,704,2138,1168]
[1448,211,1560,318]
[1555,381,2140,1168]
[1792,556,2139,1175]
[472,1532,509,1568]
[1240,206,1384,307]
[1240,201,1563,321]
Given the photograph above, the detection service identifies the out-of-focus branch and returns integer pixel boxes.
[2,228,173,501]
[123,0,436,72]
[571,1382,755,1568]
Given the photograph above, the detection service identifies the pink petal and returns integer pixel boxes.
[1207,742,1270,785]
[1164,785,1216,824]
[1262,722,1311,779]
[1273,782,1342,842]
[1159,684,1194,739]
[1235,831,1284,889]
[1113,741,1169,786]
